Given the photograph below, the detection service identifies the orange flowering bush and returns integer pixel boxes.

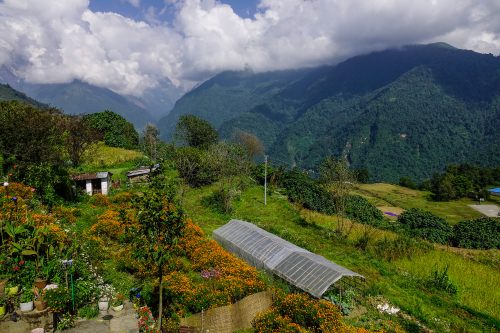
[32,213,56,227]
[90,210,124,241]
[0,182,35,200]
[253,293,341,333]
[254,292,379,333]
[52,206,79,224]
[159,219,265,316]
[89,193,111,207]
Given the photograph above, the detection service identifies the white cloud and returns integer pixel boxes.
[0,0,498,96]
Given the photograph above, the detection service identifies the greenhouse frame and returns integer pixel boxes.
[213,219,364,298]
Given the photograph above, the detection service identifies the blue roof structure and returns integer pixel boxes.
[489,188,500,193]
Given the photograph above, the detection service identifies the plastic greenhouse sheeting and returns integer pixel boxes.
[213,219,363,298]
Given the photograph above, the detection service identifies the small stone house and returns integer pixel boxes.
[72,172,112,195]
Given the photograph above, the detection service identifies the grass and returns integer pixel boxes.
[181,182,500,332]
[81,142,145,167]
[354,183,483,224]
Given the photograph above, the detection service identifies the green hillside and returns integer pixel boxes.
[159,43,500,182]
[0,83,47,108]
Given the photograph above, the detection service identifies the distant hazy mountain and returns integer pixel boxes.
[158,43,500,182]
[0,67,184,129]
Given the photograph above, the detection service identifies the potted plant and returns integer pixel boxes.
[34,257,49,289]
[20,288,34,312]
[0,294,6,316]
[33,287,47,311]
[111,293,125,312]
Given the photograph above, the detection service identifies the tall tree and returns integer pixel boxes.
[131,171,185,328]
[84,110,139,149]
[175,115,218,149]
[142,123,160,162]
[64,115,99,167]
[234,130,264,160]
[319,157,356,237]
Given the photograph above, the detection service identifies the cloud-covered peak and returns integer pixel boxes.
[0,0,499,96]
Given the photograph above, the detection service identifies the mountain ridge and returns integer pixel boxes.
[158,43,500,182]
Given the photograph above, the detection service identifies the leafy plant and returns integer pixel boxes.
[56,313,76,331]
[324,288,356,315]
[20,289,34,303]
[77,304,99,319]
[44,287,71,312]
[111,293,125,307]
[424,265,458,295]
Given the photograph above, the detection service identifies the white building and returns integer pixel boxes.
[72,172,113,195]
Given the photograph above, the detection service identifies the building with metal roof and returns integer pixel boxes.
[213,219,363,298]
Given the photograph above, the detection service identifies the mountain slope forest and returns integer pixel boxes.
[159,43,500,182]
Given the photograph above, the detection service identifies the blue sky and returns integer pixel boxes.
[89,0,260,23]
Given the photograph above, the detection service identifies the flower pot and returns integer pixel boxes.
[6,285,19,296]
[111,304,123,312]
[0,305,6,316]
[98,300,109,311]
[34,300,47,311]
[20,301,34,312]
[34,278,47,290]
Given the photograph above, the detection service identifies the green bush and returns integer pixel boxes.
[280,169,384,226]
[424,265,458,295]
[452,217,500,249]
[77,304,99,319]
[174,147,216,187]
[397,208,453,244]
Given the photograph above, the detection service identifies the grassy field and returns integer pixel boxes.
[182,182,500,332]
[354,183,484,224]
[81,142,144,167]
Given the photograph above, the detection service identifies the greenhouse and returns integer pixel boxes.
[213,219,364,298]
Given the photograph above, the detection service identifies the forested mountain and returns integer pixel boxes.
[0,67,183,129]
[158,43,500,182]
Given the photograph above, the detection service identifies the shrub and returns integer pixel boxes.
[77,304,99,319]
[424,265,458,295]
[452,217,500,249]
[89,194,110,207]
[253,292,348,333]
[280,170,384,226]
[397,208,452,244]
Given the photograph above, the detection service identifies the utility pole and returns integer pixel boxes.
[264,155,267,206]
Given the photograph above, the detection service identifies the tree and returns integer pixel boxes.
[131,172,185,328]
[175,115,218,149]
[84,110,139,149]
[319,157,356,237]
[64,115,99,166]
[206,142,251,212]
[142,123,160,161]
[234,130,264,160]
[0,101,72,202]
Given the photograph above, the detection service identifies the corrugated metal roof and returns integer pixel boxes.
[213,219,363,298]
[71,172,111,181]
